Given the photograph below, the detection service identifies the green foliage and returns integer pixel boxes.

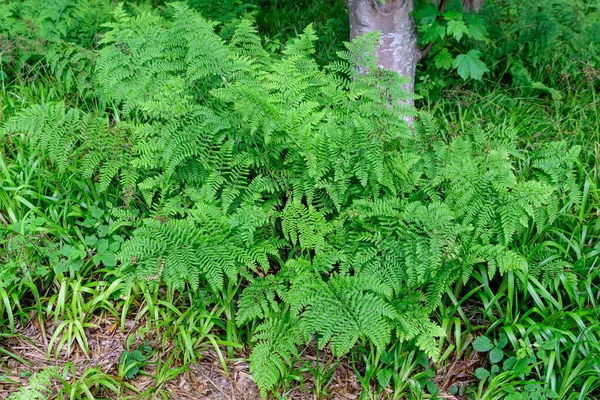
[7,368,57,400]
[453,49,489,80]
[1,4,582,396]
[414,0,490,98]
[119,341,152,379]
[1,1,597,398]
[482,0,600,87]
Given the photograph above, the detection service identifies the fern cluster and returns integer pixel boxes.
[0,4,582,396]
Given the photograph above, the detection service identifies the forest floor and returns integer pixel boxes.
[0,315,260,399]
[0,314,381,399]
[0,311,481,399]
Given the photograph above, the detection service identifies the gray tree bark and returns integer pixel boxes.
[347,0,419,102]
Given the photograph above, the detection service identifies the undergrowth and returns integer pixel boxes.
[0,0,598,399]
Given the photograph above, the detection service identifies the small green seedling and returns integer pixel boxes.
[119,341,152,379]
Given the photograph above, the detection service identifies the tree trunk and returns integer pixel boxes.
[347,0,419,102]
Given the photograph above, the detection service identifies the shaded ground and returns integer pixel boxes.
[0,316,365,399]
[0,312,480,399]
[0,316,260,399]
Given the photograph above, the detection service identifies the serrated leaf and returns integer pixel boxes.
[473,336,494,352]
[93,253,102,266]
[421,21,446,43]
[447,20,468,42]
[490,347,504,363]
[98,239,109,254]
[84,235,98,246]
[443,10,462,21]
[475,368,490,379]
[102,252,117,267]
[60,245,76,258]
[109,241,121,252]
[452,49,489,80]
[414,1,440,24]
[465,14,488,41]
[434,48,453,70]
[131,350,146,362]
[125,365,139,379]
[98,225,109,238]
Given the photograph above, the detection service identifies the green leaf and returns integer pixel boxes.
[377,369,393,388]
[473,336,494,352]
[81,218,96,228]
[98,239,109,254]
[434,48,453,70]
[539,339,557,351]
[443,10,462,21]
[69,259,83,272]
[131,350,146,362]
[90,206,104,219]
[503,356,517,371]
[93,253,103,266]
[531,81,563,101]
[112,235,124,243]
[447,20,468,42]
[84,236,98,246]
[421,21,446,43]
[125,365,139,379]
[426,381,439,395]
[141,341,152,353]
[465,14,488,41]
[497,333,508,349]
[414,1,440,24]
[512,358,531,376]
[452,49,489,80]
[475,368,490,379]
[547,389,559,399]
[102,252,117,267]
[490,347,504,363]
[60,245,76,258]
[109,241,121,252]
[97,225,109,238]
[60,245,84,260]
[55,261,69,274]
[505,394,523,400]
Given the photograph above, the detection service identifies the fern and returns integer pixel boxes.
[249,314,304,398]
[8,368,58,400]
